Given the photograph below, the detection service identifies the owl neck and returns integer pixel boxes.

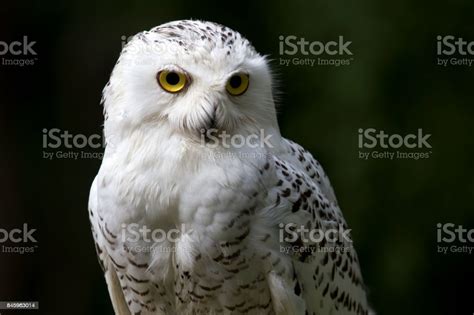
[104,123,283,170]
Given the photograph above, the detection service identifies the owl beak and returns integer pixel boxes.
[204,104,218,131]
[199,104,220,143]
[209,108,217,130]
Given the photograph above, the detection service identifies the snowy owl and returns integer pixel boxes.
[89,20,371,315]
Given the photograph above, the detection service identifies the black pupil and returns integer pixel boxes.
[229,75,242,89]
[166,72,180,85]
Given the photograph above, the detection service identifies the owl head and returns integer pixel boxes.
[102,20,280,147]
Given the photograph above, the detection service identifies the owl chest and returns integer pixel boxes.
[98,154,283,313]
[102,203,276,312]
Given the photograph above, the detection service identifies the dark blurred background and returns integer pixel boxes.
[1,0,473,314]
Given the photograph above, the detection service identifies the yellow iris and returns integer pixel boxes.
[226,73,249,96]
[157,70,187,93]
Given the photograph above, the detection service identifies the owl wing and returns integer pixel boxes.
[262,138,371,315]
[89,177,131,315]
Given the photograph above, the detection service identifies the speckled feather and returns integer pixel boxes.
[89,20,372,315]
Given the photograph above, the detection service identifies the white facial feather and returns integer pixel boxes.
[102,20,279,147]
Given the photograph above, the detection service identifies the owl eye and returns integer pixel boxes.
[157,70,187,93]
[226,73,249,96]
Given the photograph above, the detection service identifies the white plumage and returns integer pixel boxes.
[89,20,371,315]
